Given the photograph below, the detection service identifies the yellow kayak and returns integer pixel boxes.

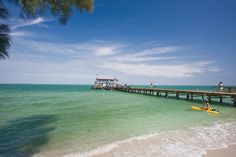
[192,106,220,114]
[192,106,204,111]
[206,108,220,114]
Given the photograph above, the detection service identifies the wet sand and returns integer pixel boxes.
[202,144,236,157]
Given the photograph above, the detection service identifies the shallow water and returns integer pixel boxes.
[0,84,235,157]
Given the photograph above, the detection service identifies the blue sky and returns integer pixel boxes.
[1,0,236,85]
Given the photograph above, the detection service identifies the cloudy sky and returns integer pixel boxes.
[1,0,236,85]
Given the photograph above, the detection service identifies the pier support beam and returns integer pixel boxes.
[233,96,236,105]
[165,91,168,98]
[186,94,190,100]
[220,96,223,103]
[176,93,179,99]
[202,95,205,102]
[208,95,211,103]
[191,94,193,101]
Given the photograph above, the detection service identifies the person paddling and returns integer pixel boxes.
[202,102,211,110]
[206,102,211,110]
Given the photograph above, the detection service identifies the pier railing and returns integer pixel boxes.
[115,86,236,105]
[213,87,236,93]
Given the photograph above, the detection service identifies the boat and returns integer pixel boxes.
[191,106,220,114]
[206,108,220,114]
[192,106,207,111]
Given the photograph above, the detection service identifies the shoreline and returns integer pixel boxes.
[59,121,236,157]
[202,144,236,157]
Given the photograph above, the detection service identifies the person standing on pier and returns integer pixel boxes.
[219,81,224,92]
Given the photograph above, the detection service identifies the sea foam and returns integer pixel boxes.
[62,121,236,157]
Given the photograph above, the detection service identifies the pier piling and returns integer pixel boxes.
[186,94,190,100]
[191,94,193,101]
[220,96,223,103]
[208,95,212,103]
[176,93,179,99]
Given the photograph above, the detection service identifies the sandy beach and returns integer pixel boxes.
[202,144,236,157]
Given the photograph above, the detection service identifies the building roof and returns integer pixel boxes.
[96,78,118,81]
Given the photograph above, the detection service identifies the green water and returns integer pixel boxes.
[0,84,236,156]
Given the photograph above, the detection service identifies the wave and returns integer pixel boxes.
[62,121,236,157]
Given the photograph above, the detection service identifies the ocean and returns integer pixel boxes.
[0,84,236,157]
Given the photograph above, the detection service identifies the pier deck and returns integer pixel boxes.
[115,87,236,105]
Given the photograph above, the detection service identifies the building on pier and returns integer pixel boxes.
[92,77,118,89]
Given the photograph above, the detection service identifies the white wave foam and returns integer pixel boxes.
[61,121,236,157]
[63,133,159,157]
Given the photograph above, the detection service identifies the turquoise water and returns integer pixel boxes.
[0,84,236,157]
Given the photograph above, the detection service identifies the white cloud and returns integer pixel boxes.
[5,38,221,84]
[15,39,125,57]
[98,61,220,78]
[0,58,96,84]
[14,38,179,60]
[95,47,118,56]
[114,46,182,62]
[116,56,184,62]
[134,46,181,57]
[10,31,32,37]
[11,17,52,29]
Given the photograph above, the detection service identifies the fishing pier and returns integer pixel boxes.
[115,87,236,105]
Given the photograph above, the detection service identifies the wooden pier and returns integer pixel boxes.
[115,87,236,105]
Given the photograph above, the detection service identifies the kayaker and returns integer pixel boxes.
[202,102,211,110]
[206,103,211,110]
